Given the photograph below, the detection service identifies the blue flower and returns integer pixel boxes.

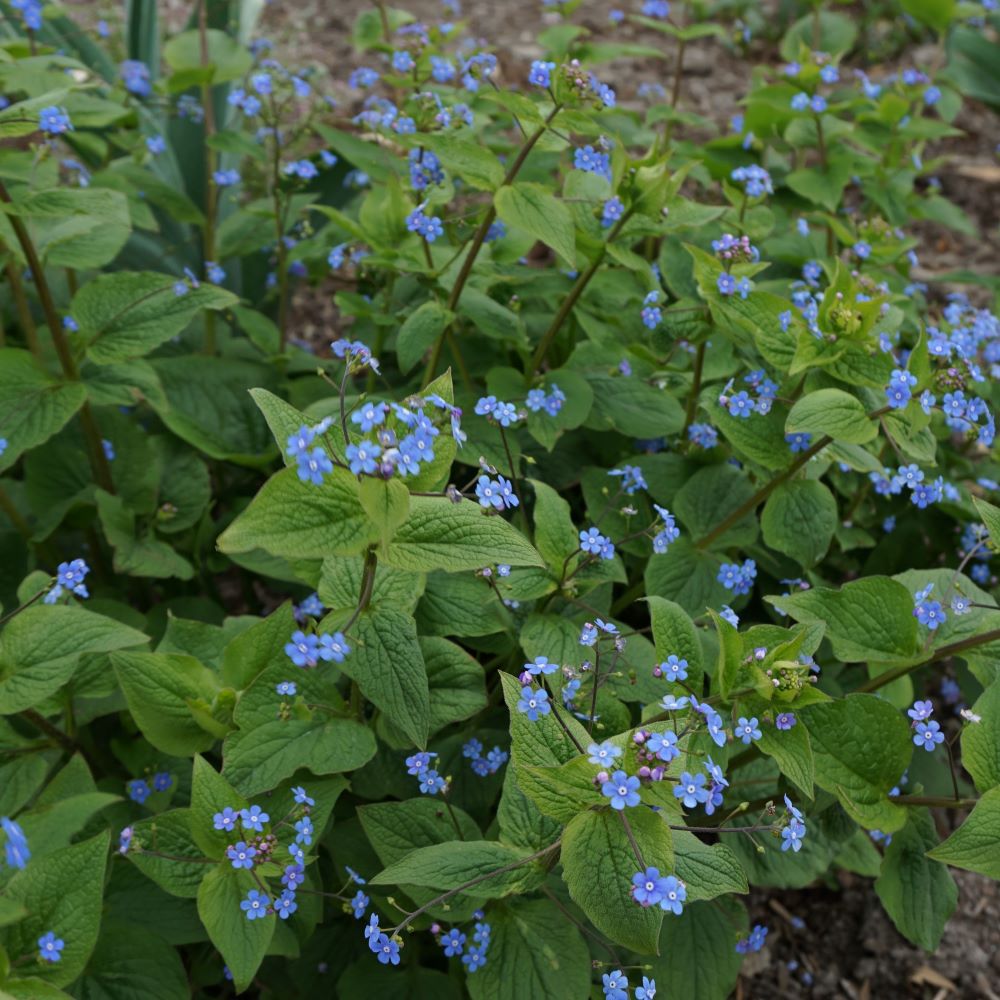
[318,631,350,663]
[296,446,333,485]
[603,969,629,1000]
[213,807,239,832]
[786,432,812,453]
[781,821,805,852]
[736,924,769,953]
[241,805,269,832]
[375,934,401,965]
[660,654,688,682]
[736,716,762,744]
[659,875,686,915]
[528,60,555,87]
[119,59,152,97]
[405,751,436,775]
[152,772,172,792]
[276,680,297,696]
[294,817,313,846]
[2,816,29,869]
[580,527,609,555]
[38,931,64,963]
[419,770,447,795]
[44,558,90,604]
[636,976,658,999]
[39,106,72,136]
[275,890,298,920]
[914,720,944,751]
[914,599,946,630]
[775,712,796,730]
[441,928,466,956]
[241,890,270,920]
[602,196,625,227]
[285,630,321,668]
[516,686,550,722]
[885,368,917,409]
[726,390,755,418]
[602,770,641,810]
[127,778,150,804]
[674,771,709,809]
[587,740,622,765]
[227,842,257,870]
[462,946,486,972]
[351,889,369,918]
[525,656,558,676]
[632,866,669,906]
[647,730,679,762]
[282,864,305,889]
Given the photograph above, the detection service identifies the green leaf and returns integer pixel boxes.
[786,389,876,444]
[218,467,377,560]
[0,605,147,714]
[370,840,544,899]
[875,809,957,950]
[961,679,1000,793]
[148,357,277,466]
[0,833,110,988]
[755,723,815,798]
[383,498,544,572]
[518,756,606,823]
[761,480,838,567]
[497,768,562,852]
[75,272,238,364]
[420,636,488,735]
[96,489,195,580]
[397,301,453,374]
[359,477,410,543]
[644,537,727,617]
[530,478,578,573]
[927,786,1000,879]
[465,899,591,1000]
[189,756,248,859]
[973,495,1000,552]
[74,921,190,1000]
[780,10,857,58]
[901,0,956,33]
[646,596,703,682]
[337,608,430,748]
[0,349,86,473]
[651,898,747,1000]
[197,865,274,993]
[417,133,504,191]
[111,651,219,756]
[672,831,748,902]
[221,602,296,690]
[163,28,252,83]
[582,371,685,438]
[359,798,481,867]
[222,713,375,797]
[673,463,758,549]
[767,576,920,664]
[494,182,576,266]
[800,695,911,831]
[416,573,505,637]
[127,809,208,899]
[561,807,673,954]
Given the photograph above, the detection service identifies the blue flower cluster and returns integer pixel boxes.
[524,384,565,416]
[405,751,448,795]
[435,915,492,972]
[461,738,508,776]
[717,558,757,595]
[284,628,350,668]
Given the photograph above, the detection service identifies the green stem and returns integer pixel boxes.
[5,263,40,359]
[198,0,218,355]
[530,207,635,373]
[860,626,1000,693]
[891,794,978,809]
[422,105,563,387]
[682,341,706,433]
[19,708,75,754]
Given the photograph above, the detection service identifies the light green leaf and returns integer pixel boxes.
[189,756,248,859]
[800,695,911,831]
[384,498,544,572]
[359,477,410,543]
[0,349,86,473]
[646,596,703,682]
[767,576,920,664]
[927,786,1000,879]
[673,464,758,549]
[370,840,543,899]
[337,608,430,748]
[397,301,453,374]
[128,809,208,899]
[495,182,576,266]
[961,679,1000,793]
[672,831,748,902]
[466,899,591,1000]
[0,834,109,988]
[197,865,274,993]
[561,807,673,954]
[75,272,238,364]
[755,722,815,798]
[218,467,377,560]
[112,651,219,756]
[420,636,488,735]
[787,389,876,444]
[762,480,838,568]
[875,809,957,950]
[0,605,147,715]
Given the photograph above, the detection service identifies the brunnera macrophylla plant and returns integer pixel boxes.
[0,0,998,996]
